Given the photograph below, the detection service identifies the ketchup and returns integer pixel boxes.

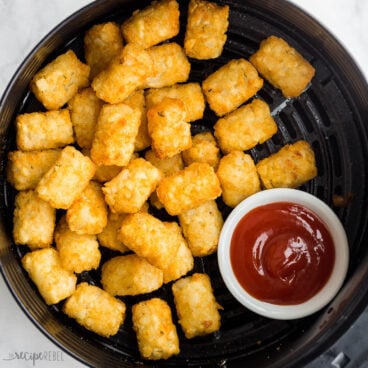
[230,202,335,305]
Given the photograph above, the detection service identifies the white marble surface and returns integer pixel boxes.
[0,0,367,367]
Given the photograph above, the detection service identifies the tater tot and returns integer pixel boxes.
[16,109,74,151]
[82,148,124,183]
[156,162,222,216]
[202,58,263,116]
[149,191,164,210]
[54,217,101,273]
[144,150,184,209]
[146,82,205,122]
[184,0,229,60]
[216,151,261,207]
[103,158,162,214]
[63,282,126,338]
[97,212,130,253]
[144,43,191,89]
[84,21,124,79]
[22,248,77,305]
[145,149,184,176]
[172,273,222,339]
[30,50,90,110]
[256,140,317,189]
[122,90,151,151]
[90,103,141,167]
[93,164,123,183]
[101,254,163,296]
[6,149,61,191]
[132,298,180,360]
[66,181,108,235]
[182,131,220,168]
[121,0,180,49]
[214,98,278,153]
[118,212,180,270]
[92,43,152,104]
[178,200,223,257]
[36,146,96,210]
[144,150,184,210]
[160,222,194,283]
[13,190,56,249]
[250,35,315,98]
[147,97,192,159]
[68,88,103,149]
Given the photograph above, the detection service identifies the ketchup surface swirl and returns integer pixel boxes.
[230,202,335,305]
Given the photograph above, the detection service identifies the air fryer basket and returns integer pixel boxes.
[0,0,368,367]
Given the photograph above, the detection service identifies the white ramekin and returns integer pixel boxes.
[217,188,349,320]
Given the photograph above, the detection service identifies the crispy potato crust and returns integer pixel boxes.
[90,103,141,167]
[36,146,96,209]
[121,0,180,49]
[101,254,163,296]
[54,217,101,273]
[145,150,184,177]
[132,298,180,360]
[122,90,151,152]
[97,212,130,253]
[84,21,124,79]
[202,58,263,116]
[102,158,162,214]
[16,109,74,151]
[147,97,192,159]
[146,82,205,123]
[22,248,77,305]
[250,35,315,98]
[144,43,191,89]
[214,98,278,153]
[216,150,261,207]
[160,222,194,283]
[7,149,61,191]
[172,273,222,339]
[66,181,108,235]
[184,0,229,59]
[68,88,103,149]
[82,148,123,183]
[178,200,223,256]
[156,162,222,216]
[256,140,318,189]
[118,212,180,270]
[91,44,152,104]
[63,282,126,337]
[182,131,220,168]
[13,190,56,249]
[30,50,90,110]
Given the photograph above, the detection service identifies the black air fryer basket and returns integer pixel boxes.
[0,1,368,367]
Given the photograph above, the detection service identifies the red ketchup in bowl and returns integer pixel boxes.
[230,202,335,305]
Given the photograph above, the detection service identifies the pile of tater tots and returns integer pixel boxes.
[7,0,318,361]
